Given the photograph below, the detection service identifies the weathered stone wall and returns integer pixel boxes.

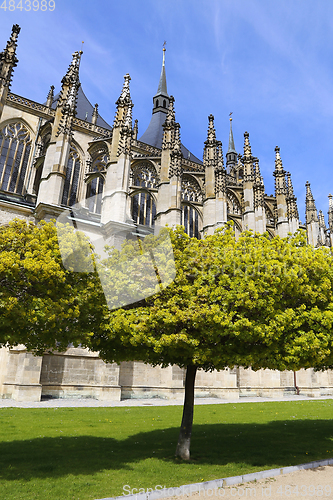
[40,347,121,401]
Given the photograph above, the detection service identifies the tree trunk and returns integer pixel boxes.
[175,365,197,460]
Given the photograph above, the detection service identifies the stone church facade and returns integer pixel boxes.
[1,24,332,402]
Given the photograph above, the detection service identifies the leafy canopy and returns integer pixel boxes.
[0,219,107,353]
[92,224,333,372]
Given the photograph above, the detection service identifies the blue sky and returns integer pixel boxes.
[1,0,332,222]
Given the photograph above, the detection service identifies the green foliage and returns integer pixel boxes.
[0,219,107,353]
[92,224,333,372]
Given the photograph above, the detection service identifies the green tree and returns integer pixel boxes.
[0,219,107,354]
[90,224,333,460]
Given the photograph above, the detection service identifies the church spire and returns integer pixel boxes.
[226,114,237,173]
[156,45,168,95]
[152,45,169,114]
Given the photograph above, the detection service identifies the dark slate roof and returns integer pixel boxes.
[50,86,112,131]
[139,110,202,165]
[139,111,166,149]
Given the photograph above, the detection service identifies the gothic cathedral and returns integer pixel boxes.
[0,25,332,402]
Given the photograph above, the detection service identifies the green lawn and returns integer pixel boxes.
[0,400,333,500]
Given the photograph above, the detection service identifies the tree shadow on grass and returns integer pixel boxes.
[0,419,333,481]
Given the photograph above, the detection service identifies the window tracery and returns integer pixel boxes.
[0,122,32,195]
[182,203,200,238]
[131,162,158,188]
[131,191,156,227]
[181,176,202,203]
[226,191,241,215]
[61,145,81,206]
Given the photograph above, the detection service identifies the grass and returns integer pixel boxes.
[0,400,333,500]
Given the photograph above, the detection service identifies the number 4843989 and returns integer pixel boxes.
[1,0,55,10]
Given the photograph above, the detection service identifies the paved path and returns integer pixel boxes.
[1,394,333,408]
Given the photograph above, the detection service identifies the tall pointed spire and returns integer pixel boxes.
[152,46,169,115]
[139,47,170,148]
[156,45,168,96]
[227,113,236,154]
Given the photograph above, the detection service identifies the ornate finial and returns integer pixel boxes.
[169,122,182,177]
[329,194,333,208]
[117,73,131,105]
[163,95,175,127]
[229,112,233,121]
[286,172,294,196]
[0,24,21,89]
[319,210,326,229]
[328,194,333,231]
[56,50,82,136]
[286,172,299,221]
[273,147,287,195]
[46,84,55,107]
[162,95,176,150]
[243,131,252,159]
[203,114,218,168]
[305,181,318,224]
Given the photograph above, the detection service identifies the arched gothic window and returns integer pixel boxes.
[182,203,200,239]
[131,191,156,227]
[227,191,241,215]
[85,150,107,214]
[181,176,202,203]
[86,177,104,214]
[130,162,158,227]
[0,122,32,195]
[61,146,81,207]
[131,162,158,188]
